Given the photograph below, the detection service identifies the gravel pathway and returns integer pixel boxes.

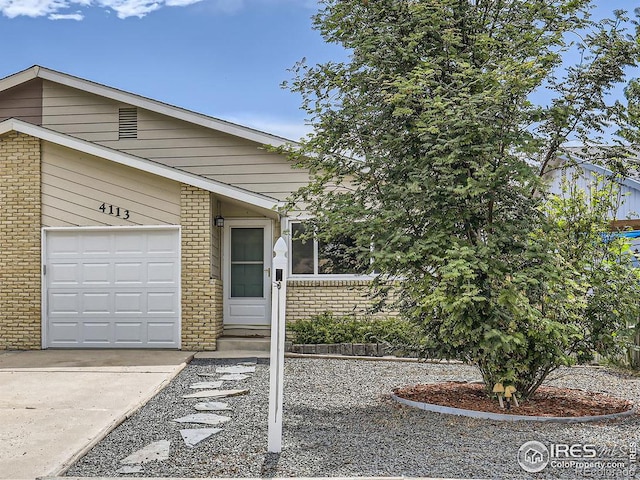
[66,357,640,479]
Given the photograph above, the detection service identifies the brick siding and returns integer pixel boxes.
[286,279,397,321]
[180,185,223,350]
[0,132,41,349]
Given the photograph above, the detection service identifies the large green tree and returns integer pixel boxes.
[281,0,640,398]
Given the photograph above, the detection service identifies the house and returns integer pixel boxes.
[545,156,640,259]
[0,66,378,351]
[524,448,543,465]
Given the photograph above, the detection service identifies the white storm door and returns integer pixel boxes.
[223,219,272,326]
[44,227,180,348]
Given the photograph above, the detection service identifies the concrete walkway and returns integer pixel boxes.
[0,349,193,480]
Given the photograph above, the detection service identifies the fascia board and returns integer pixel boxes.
[0,118,282,212]
[0,66,39,92]
[555,153,640,193]
[579,161,640,193]
[35,67,295,148]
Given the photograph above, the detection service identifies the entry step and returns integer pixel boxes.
[216,336,271,352]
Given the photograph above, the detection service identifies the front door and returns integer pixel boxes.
[223,219,272,326]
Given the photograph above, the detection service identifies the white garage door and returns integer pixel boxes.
[44,227,180,348]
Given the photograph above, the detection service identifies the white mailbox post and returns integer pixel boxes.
[268,237,288,453]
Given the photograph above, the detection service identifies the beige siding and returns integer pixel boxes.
[42,81,118,141]
[211,197,222,280]
[41,81,310,202]
[0,79,43,125]
[41,142,180,227]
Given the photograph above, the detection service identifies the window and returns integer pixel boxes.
[291,222,314,274]
[289,221,369,276]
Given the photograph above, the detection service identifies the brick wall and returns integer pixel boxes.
[0,132,41,349]
[180,185,223,350]
[286,279,397,321]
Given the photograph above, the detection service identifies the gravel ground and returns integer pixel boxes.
[66,357,640,479]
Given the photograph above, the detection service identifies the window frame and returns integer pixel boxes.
[284,217,375,280]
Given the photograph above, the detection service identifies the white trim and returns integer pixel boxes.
[43,225,181,232]
[0,65,297,148]
[40,228,47,349]
[222,218,274,327]
[555,154,640,192]
[579,162,640,192]
[282,217,376,281]
[0,118,282,212]
[41,225,182,349]
[0,66,39,92]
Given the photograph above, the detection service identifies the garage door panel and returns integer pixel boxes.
[147,322,178,344]
[48,234,80,256]
[45,228,180,349]
[49,293,80,314]
[81,234,110,255]
[48,321,80,344]
[114,262,144,284]
[114,321,145,344]
[148,262,176,283]
[83,322,111,343]
[49,263,80,285]
[83,263,111,284]
[114,232,145,255]
[148,231,179,254]
[82,293,111,314]
[115,293,144,314]
[147,292,177,314]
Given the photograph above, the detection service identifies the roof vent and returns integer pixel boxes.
[118,107,137,139]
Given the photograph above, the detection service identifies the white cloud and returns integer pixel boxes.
[0,0,68,18]
[49,11,84,19]
[165,0,202,5]
[98,0,161,19]
[0,0,316,20]
[0,0,204,19]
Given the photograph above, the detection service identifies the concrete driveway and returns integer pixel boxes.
[0,349,193,480]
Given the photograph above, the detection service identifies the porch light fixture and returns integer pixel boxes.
[214,215,225,227]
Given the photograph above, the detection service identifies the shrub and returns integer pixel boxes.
[287,312,425,347]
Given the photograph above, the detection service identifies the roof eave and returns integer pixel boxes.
[0,65,40,91]
[32,66,296,148]
[0,118,283,213]
[0,65,299,148]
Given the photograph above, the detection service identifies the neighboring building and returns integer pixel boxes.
[545,157,640,264]
[545,157,640,229]
[0,66,378,351]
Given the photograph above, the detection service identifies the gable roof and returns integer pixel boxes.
[0,117,282,213]
[0,65,297,148]
[578,160,640,194]
[554,151,640,194]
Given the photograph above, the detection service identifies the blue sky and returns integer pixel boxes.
[0,0,637,141]
[0,0,346,140]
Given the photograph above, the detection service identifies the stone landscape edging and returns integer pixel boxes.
[285,352,462,364]
[392,393,637,422]
[287,342,402,357]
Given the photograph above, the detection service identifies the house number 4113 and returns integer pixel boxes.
[99,203,130,220]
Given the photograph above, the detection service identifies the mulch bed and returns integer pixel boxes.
[393,381,634,417]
